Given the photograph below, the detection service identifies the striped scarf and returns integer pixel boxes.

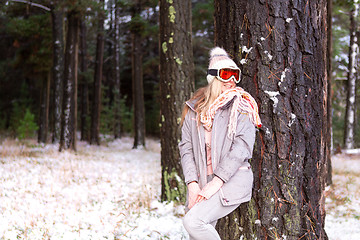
[200,87,262,137]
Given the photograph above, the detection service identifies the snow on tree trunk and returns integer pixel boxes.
[344,0,359,150]
[90,0,105,146]
[60,11,79,151]
[214,1,329,239]
[159,0,194,202]
[131,1,146,149]
[50,2,64,143]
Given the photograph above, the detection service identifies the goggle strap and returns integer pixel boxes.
[208,69,218,76]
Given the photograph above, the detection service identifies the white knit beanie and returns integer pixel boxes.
[206,47,241,83]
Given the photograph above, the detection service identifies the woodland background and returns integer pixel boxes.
[0,0,360,239]
[1,1,360,149]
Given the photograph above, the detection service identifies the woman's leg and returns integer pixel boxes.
[182,191,240,240]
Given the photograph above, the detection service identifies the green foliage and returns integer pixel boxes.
[129,14,147,35]
[331,0,353,148]
[9,101,26,134]
[99,92,133,136]
[192,1,214,87]
[192,1,214,36]
[119,96,133,134]
[16,108,38,140]
[6,13,52,75]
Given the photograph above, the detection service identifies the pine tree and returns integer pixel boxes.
[90,0,105,145]
[159,0,194,201]
[214,1,329,239]
[130,0,146,149]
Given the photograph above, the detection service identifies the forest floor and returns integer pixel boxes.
[0,136,359,240]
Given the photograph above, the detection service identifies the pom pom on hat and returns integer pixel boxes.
[209,47,229,58]
[206,47,240,83]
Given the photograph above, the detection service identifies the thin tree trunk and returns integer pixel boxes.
[90,0,105,145]
[79,19,89,141]
[113,0,122,139]
[50,1,64,143]
[60,10,79,151]
[214,1,329,239]
[159,0,194,202]
[131,1,146,149]
[344,0,359,149]
[38,72,51,143]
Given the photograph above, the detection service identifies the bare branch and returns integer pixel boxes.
[9,0,51,12]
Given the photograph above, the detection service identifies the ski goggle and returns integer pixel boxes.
[208,68,241,83]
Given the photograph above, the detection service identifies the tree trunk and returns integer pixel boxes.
[60,10,79,151]
[356,30,360,148]
[50,2,64,143]
[113,0,122,139]
[38,72,51,143]
[344,0,359,149]
[131,2,146,149]
[90,0,105,145]
[326,0,333,185]
[79,19,89,142]
[159,0,194,202]
[214,1,329,239]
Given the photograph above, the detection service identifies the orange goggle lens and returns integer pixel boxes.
[208,68,240,83]
[219,68,240,81]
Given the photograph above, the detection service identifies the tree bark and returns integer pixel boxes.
[326,0,333,186]
[60,10,79,151]
[79,19,89,141]
[214,1,329,239]
[131,1,146,149]
[90,0,105,145]
[113,0,122,139]
[38,72,51,143]
[159,0,194,202]
[344,0,359,149]
[50,1,64,143]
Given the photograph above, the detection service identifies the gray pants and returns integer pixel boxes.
[182,191,240,240]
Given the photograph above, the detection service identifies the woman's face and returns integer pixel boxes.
[221,79,236,92]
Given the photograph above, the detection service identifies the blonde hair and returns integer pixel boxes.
[181,78,223,126]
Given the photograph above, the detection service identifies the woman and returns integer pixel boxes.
[179,47,261,240]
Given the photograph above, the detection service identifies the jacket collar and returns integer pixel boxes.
[186,96,236,112]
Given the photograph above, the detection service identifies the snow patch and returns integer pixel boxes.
[264,50,273,60]
[240,59,247,65]
[264,90,280,109]
[242,46,253,53]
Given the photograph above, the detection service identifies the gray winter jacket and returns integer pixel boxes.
[179,97,256,206]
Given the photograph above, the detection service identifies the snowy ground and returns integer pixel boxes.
[325,152,360,240]
[0,137,359,240]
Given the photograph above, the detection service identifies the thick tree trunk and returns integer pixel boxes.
[131,2,146,149]
[113,1,122,139]
[326,0,333,185]
[159,0,194,202]
[214,1,329,239]
[79,19,89,142]
[38,72,50,143]
[344,1,359,149]
[60,11,79,151]
[90,0,105,145]
[357,30,360,148]
[50,2,64,143]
